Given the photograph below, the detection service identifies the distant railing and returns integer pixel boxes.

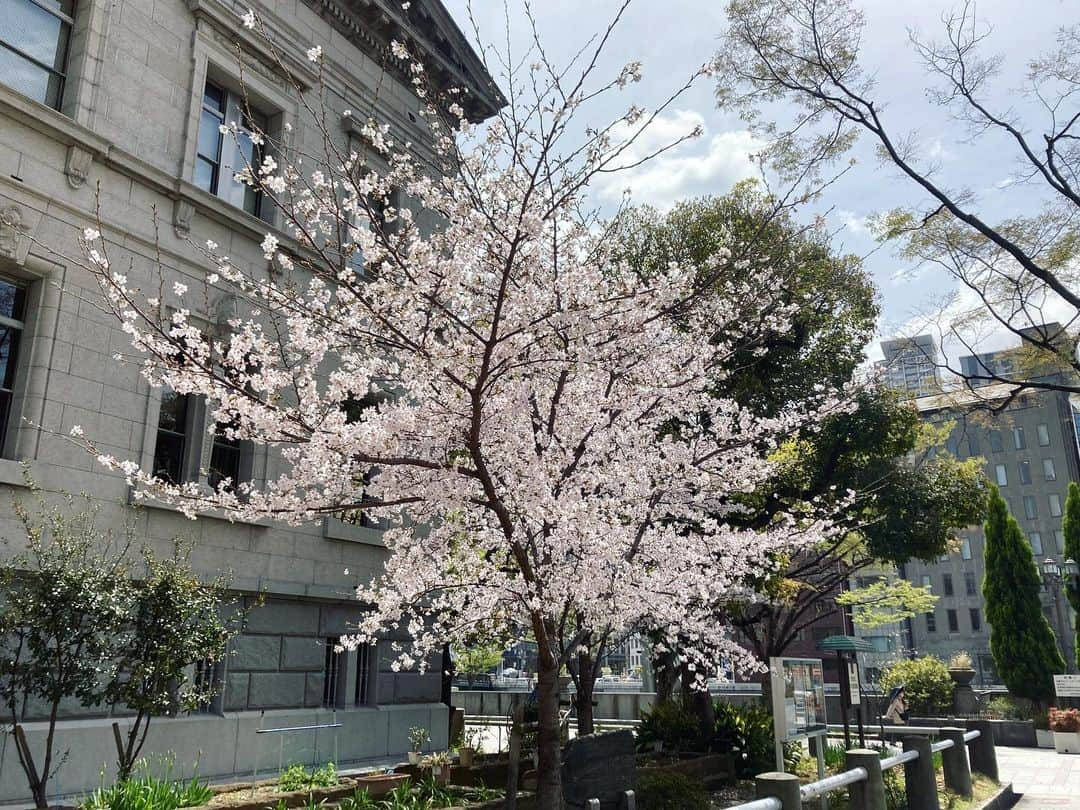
[728,722,998,810]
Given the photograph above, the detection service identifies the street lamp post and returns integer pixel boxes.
[1041,557,1080,673]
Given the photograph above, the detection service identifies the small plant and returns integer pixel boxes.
[82,760,213,810]
[634,770,707,810]
[986,696,1030,721]
[336,790,377,810]
[460,726,484,752]
[635,702,700,754]
[1049,707,1080,732]
[277,762,337,793]
[880,656,953,715]
[948,650,974,670]
[408,726,430,753]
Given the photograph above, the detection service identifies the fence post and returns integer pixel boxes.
[845,749,886,810]
[964,720,999,781]
[902,735,940,810]
[940,727,972,797]
[754,772,802,809]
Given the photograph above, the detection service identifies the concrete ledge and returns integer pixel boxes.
[974,782,1016,810]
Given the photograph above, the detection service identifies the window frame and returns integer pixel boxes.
[1049,493,1063,518]
[1023,494,1038,520]
[942,573,954,597]
[1029,531,1043,555]
[995,463,1008,486]
[1037,423,1050,446]
[1043,458,1057,481]
[1018,460,1032,485]
[0,277,28,459]
[1013,426,1026,450]
[0,0,75,110]
[947,608,959,633]
[925,611,937,633]
[969,608,981,632]
[194,78,269,219]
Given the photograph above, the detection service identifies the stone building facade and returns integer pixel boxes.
[902,381,1080,685]
[0,0,499,801]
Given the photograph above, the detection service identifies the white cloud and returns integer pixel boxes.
[592,109,765,210]
[837,209,871,236]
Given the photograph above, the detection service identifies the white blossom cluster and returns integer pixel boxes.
[78,13,854,697]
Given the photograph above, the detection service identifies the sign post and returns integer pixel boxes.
[1054,674,1080,704]
[770,656,829,806]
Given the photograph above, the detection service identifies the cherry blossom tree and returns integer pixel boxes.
[75,5,849,806]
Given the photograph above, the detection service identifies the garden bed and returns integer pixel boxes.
[638,752,735,788]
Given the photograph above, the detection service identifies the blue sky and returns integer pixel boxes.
[445,0,1071,361]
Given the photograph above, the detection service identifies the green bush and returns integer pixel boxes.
[634,771,708,810]
[82,763,212,810]
[880,656,953,716]
[278,763,338,792]
[636,702,701,753]
[711,701,781,776]
[987,696,1034,721]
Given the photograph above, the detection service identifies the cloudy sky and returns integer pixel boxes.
[444,0,1073,361]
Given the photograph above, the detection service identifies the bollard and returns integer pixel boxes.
[964,720,999,781]
[845,749,886,810]
[940,727,972,798]
[587,801,600,810]
[755,771,802,809]
[902,736,940,810]
[621,790,636,810]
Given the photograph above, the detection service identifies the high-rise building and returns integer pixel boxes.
[901,381,1080,684]
[0,0,500,800]
[879,334,942,396]
[959,323,1070,388]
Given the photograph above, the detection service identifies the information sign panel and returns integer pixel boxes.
[1055,674,1080,698]
[769,656,828,741]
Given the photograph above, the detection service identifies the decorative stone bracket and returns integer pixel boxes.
[173,199,196,237]
[65,144,94,189]
[0,204,43,266]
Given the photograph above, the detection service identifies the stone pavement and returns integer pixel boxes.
[998,745,1080,808]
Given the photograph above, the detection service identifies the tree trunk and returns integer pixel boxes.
[576,649,596,737]
[534,647,563,810]
[653,649,678,704]
[679,661,714,749]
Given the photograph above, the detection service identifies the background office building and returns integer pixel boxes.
[879,334,942,396]
[0,0,500,801]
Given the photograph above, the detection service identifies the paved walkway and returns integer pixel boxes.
[999,745,1080,808]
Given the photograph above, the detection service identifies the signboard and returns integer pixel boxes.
[1055,674,1080,698]
[847,660,861,707]
[769,656,828,741]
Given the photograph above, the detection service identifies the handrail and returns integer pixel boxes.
[879,749,919,770]
[930,739,955,753]
[736,799,783,810]
[800,766,867,799]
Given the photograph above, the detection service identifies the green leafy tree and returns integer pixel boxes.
[983,486,1064,704]
[453,643,504,684]
[880,656,953,716]
[107,544,245,780]
[0,488,132,808]
[1061,482,1080,669]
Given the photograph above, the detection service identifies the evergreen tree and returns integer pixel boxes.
[983,486,1064,703]
[1061,481,1080,669]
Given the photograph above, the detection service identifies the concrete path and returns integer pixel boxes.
[998,745,1080,808]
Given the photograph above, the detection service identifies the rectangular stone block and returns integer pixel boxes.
[224,672,250,711]
[305,672,326,707]
[230,634,281,671]
[281,636,327,671]
[244,598,319,635]
[248,672,307,709]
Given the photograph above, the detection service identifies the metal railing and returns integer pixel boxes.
[728,723,996,810]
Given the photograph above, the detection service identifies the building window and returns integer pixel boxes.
[1029,532,1043,555]
[989,430,1003,453]
[192,657,220,713]
[1013,426,1026,450]
[353,644,373,706]
[0,0,73,110]
[968,433,980,456]
[926,612,937,633]
[921,575,932,590]
[960,537,972,560]
[195,79,268,218]
[995,464,1008,486]
[947,609,959,632]
[964,571,977,596]
[0,279,27,457]
[1055,530,1065,553]
[943,573,954,596]
[208,423,242,491]
[1050,493,1063,517]
[1024,495,1038,520]
[969,608,981,632]
[1019,461,1032,485]
[152,389,194,484]
[323,639,343,708]
[1044,458,1057,481]
[1037,423,1050,446]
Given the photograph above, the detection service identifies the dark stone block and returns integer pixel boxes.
[561,730,635,810]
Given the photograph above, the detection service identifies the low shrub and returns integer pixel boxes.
[634,771,708,810]
[986,696,1031,721]
[635,702,701,753]
[278,762,338,792]
[710,701,799,776]
[880,656,953,715]
[82,763,212,810]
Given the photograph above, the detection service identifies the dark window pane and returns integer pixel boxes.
[208,431,241,491]
[157,389,189,433]
[0,327,21,390]
[203,80,224,111]
[197,108,223,163]
[0,42,52,105]
[152,432,185,484]
[0,280,27,321]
